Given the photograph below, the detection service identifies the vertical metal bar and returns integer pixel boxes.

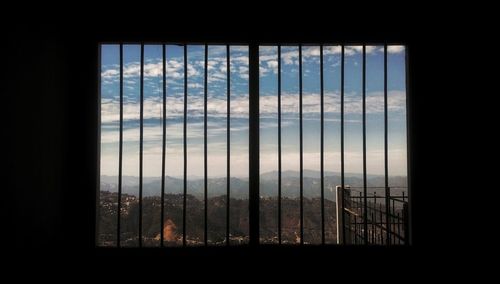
[226,44,231,245]
[403,202,409,245]
[277,45,282,244]
[320,45,325,245]
[373,192,377,243]
[160,44,166,247]
[117,43,123,247]
[397,212,401,244]
[392,198,395,220]
[183,44,187,247]
[299,44,304,245]
[384,45,391,245]
[340,45,346,244]
[379,203,384,244]
[96,44,102,246]
[248,44,260,246]
[362,45,368,245]
[394,212,397,244]
[405,45,412,246]
[379,226,382,244]
[204,44,208,246]
[343,194,346,243]
[354,214,357,244]
[359,191,362,212]
[139,43,144,247]
[371,211,375,244]
[359,192,362,243]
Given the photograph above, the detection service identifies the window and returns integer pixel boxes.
[98,43,410,247]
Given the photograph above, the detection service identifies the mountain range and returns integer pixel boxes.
[101,170,407,200]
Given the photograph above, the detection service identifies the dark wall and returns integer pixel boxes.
[5,19,445,271]
[7,25,97,250]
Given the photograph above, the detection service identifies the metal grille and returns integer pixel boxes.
[97,43,410,247]
[340,187,409,245]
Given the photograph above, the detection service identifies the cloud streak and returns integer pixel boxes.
[101,49,249,86]
[101,90,405,126]
[258,45,405,74]
[101,143,406,177]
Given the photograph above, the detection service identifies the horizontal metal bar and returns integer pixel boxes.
[99,41,408,46]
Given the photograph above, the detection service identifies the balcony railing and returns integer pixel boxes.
[337,186,408,245]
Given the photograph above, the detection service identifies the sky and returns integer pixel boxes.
[100,44,407,180]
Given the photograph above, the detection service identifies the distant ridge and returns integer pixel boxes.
[100,170,407,199]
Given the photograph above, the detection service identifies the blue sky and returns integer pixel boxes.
[100,44,407,180]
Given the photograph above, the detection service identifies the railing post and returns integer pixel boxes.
[336,186,343,244]
[403,202,409,245]
[336,185,351,244]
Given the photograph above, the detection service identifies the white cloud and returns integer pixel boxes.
[345,46,363,55]
[257,45,386,72]
[101,69,119,78]
[281,50,297,65]
[303,46,321,57]
[101,109,248,144]
[101,97,164,124]
[101,54,249,84]
[231,55,249,65]
[102,45,403,85]
[259,91,406,116]
[365,46,379,54]
[188,83,203,89]
[101,90,405,128]
[387,45,405,54]
[266,60,278,74]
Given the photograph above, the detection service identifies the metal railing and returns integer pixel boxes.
[339,186,408,245]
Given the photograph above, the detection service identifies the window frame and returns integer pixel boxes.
[96,41,413,248]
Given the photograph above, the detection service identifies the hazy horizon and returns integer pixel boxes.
[100,169,408,180]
